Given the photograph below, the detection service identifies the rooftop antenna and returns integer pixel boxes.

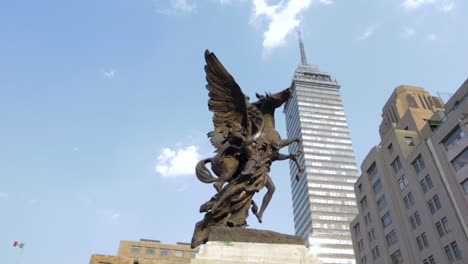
[297,31,308,65]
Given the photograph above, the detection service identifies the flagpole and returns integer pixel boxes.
[16,246,24,264]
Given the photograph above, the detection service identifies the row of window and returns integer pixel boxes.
[130,246,195,258]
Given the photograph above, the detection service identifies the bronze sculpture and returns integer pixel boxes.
[191,50,304,248]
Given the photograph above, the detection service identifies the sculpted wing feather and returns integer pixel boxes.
[204,50,249,147]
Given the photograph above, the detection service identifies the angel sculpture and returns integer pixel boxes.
[191,50,304,248]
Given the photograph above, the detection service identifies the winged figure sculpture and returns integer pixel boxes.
[191,50,304,248]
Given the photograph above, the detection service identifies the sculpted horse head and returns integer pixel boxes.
[253,87,291,129]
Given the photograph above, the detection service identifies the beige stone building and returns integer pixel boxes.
[89,239,199,264]
[350,81,468,264]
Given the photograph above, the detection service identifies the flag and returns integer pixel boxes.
[13,241,25,248]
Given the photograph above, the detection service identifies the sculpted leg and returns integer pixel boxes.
[256,175,275,223]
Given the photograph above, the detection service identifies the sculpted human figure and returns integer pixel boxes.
[191,50,303,248]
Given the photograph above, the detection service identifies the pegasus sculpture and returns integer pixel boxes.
[191,50,303,248]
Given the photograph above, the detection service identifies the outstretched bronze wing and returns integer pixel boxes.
[204,50,249,147]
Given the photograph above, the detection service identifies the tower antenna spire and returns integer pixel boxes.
[297,31,308,65]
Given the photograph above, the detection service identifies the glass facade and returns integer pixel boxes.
[284,63,359,264]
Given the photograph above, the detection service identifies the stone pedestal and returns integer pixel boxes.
[191,241,322,264]
[190,227,322,264]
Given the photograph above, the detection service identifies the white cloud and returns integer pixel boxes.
[401,0,455,12]
[155,0,197,15]
[357,25,378,40]
[318,0,334,5]
[155,145,200,177]
[252,0,320,50]
[427,33,438,40]
[0,192,8,201]
[102,68,116,79]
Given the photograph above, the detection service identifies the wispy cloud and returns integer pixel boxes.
[155,145,200,177]
[427,32,438,41]
[357,25,378,40]
[155,0,197,15]
[102,68,116,79]
[0,192,8,201]
[401,0,456,13]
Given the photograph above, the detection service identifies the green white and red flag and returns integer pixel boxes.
[13,241,25,248]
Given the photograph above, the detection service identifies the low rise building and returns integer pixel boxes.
[90,239,199,264]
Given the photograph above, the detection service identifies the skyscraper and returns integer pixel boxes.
[284,33,359,264]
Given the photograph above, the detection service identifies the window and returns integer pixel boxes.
[436,221,445,236]
[354,223,361,236]
[420,174,433,193]
[160,248,169,256]
[408,192,415,205]
[415,211,422,225]
[388,143,394,155]
[434,195,441,209]
[463,179,468,195]
[386,230,398,246]
[443,125,465,150]
[361,255,367,264]
[452,147,468,171]
[425,175,433,188]
[421,233,429,247]
[451,241,462,258]
[412,155,426,174]
[398,175,409,190]
[423,255,436,264]
[407,94,419,108]
[131,246,141,253]
[445,245,454,262]
[427,196,441,214]
[391,250,403,264]
[174,250,184,257]
[417,236,424,250]
[368,229,376,241]
[373,179,383,193]
[360,196,368,210]
[189,251,197,258]
[391,157,402,174]
[382,211,392,228]
[442,217,451,233]
[420,179,428,193]
[365,212,372,225]
[405,136,415,146]
[145,247,155,254]
[377,195,387,209]
[358,239,364,252]
[428,200,436,214]
[358,184,362,193]
[409,211,422,230]
[367,162,378,180]
[372,246,380,259]
[403,192,415,208]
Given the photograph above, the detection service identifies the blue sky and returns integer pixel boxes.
[1,0,466,263]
